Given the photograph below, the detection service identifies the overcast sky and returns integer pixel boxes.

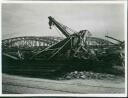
[2,3,124,41]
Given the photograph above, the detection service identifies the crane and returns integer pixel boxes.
[48,16,71,38]
[31,16,93,60]
[31,16,124,67]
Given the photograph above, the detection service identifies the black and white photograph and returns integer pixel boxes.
[1,2,127,96]
[2,0,127,1]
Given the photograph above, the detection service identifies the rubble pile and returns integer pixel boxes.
[59,71,121,80]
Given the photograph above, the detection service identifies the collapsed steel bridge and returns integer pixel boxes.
[2,36,124,62]
[2,16,125,75]
[2,36,63,60]
[2,36,63,51]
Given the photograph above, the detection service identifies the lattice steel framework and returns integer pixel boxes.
[2,36,63,51]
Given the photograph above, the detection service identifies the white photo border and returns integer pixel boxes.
[0,1,127,97]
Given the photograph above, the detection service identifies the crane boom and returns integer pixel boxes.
[48,16,70,38]
[105,36,123,43]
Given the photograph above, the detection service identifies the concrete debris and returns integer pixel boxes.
[59,71,123,80]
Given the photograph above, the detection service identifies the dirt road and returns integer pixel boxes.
[2,74,125,94]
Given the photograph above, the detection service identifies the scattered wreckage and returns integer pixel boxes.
[2,16,125,76]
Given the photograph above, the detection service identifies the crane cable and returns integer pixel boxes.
[60,23,78,34]
[53,25,64,38]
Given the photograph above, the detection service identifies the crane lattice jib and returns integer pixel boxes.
[48,16,71,38]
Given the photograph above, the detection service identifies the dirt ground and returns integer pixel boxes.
[2,73,125,94]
